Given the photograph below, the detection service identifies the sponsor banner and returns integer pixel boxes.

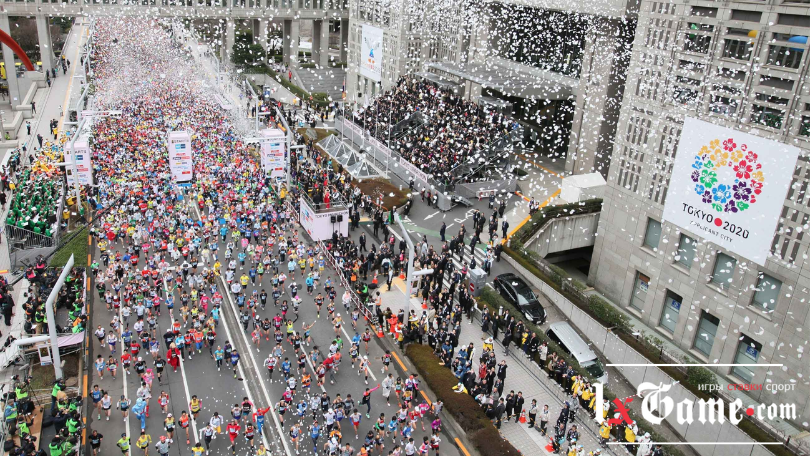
[167,131,193,183]
[65,138,93,186]
[368,137,392,159]
[662,117,800,265]
[299,196,349,241]
[399,157,430,185]
[360,25,383,82]
[261,128,287,180]
[345,120,363,137]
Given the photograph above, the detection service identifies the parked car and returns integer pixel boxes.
[546,322,608,384]
[493,273,547,324]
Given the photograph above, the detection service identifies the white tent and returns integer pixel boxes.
[560,173,606,203]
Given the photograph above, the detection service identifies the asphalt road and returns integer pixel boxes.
[85,194,463,456]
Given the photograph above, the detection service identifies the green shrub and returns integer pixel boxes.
[685,366,717,391]
[300,63,317,69]
[470,427,521,456]
[405,345,489,433]
[587,295,631,332]
[571,279,588,291]
[514,198,602,244]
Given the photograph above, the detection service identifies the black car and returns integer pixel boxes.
[493,273,547,324]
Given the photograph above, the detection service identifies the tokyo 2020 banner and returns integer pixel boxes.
[662,117,800,265]
[360,25,383,82]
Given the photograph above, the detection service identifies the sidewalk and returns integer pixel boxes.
[379,280,614,456]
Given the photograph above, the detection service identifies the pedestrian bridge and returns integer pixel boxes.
[1,1,348,19]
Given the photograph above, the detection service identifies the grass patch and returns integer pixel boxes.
[405,345,521,456]
[50,228,88,268]
[297,127,335,144]
[351,178,409,210]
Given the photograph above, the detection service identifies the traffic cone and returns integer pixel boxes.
[421,299,428,310]
[399,270,406,280]
[519,409,527,423]
[376,325,384,338]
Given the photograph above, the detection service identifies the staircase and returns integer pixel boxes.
[296,66,347,101]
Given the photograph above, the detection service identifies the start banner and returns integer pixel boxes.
[167,131,193,183]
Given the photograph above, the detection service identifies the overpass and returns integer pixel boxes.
[0,2,348,110]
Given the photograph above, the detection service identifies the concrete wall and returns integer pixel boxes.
[526,212,599,258]
[501,252,778,456]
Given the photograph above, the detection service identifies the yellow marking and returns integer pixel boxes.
[514,191,530,202]
[419,390,432,406]
[391,351,407,372]
[504,188,561,243]
[455,438,472,456]
[518,154,563,178]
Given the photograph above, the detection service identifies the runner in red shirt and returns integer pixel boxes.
[226,420,241,453]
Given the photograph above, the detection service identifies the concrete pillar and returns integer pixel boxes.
[258,19,269,63]
[283,19,292,66]
[289,19,300,68]
[36,14,54,76]
[319,19,329,67]
[0,14,21,106]
[313,20,329,67]
[339,18,348,62]
[252,19,260,44]
[226,20,236,62]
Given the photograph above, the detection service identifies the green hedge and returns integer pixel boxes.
[513,199,603,245]
[405,345,520,456]
[50,228,88,268]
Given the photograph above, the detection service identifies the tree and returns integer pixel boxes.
[231,29,264,67]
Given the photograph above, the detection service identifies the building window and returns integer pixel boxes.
[659,291,682,333]
[629,272,650,311]
[709,95,738,116]
[732,335,761,383]
[712,253,737,288]
[672,86,699,105]
[751,273,781,312]
[694,311,719,356]
[800,116,810,137]
[675,234,696,268]
[643,218,662,250]
[750,105,784,129]
[722,39,752,60]
[684,34,711,54]
[766,45,804,69]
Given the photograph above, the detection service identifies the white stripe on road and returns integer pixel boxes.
[161,274,200,445]
[338,322,377,383]
[191,198,289,456]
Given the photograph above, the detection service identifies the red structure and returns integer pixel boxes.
[0,28,35,71]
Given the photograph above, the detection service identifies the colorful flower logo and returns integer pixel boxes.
[691,137,763,213]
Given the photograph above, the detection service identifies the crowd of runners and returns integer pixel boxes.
[80,19,447,456]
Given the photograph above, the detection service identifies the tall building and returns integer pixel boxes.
[345,0,637,176]
[590,0,810,423]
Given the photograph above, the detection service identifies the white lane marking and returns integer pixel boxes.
[338,323,377,382]
[161,274,199,444]
[191,198,288,456]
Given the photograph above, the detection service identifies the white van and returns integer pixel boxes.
[546,322,608,384]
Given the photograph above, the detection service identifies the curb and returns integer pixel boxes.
[374,332,481,456]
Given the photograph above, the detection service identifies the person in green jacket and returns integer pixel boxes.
[49,437,64,456]
[66,412,81,435]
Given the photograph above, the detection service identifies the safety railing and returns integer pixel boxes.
[317,239,377,326]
